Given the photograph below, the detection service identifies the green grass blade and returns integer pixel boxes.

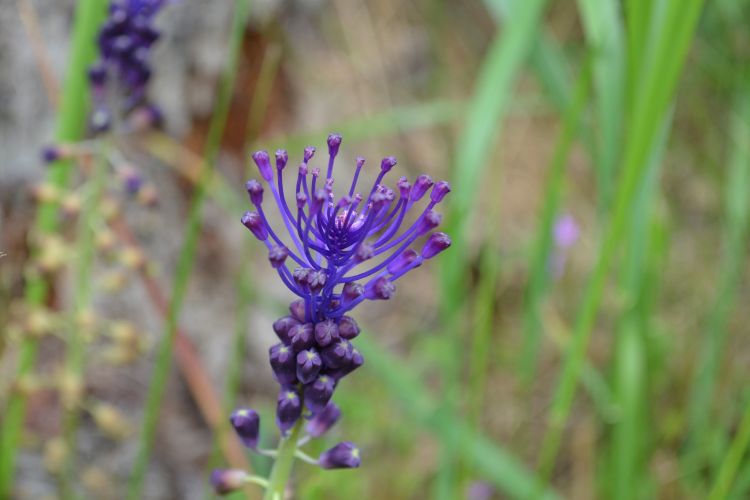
[537,0,706,483]
[0,1,107,495]
[126,1,251,497]
[686,90,750,477]
[609,112,670,500]
[356,337,560,500]
[709,393,750,500]
[576,0,625,211]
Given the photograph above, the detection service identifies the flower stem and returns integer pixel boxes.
[263,419,304,500]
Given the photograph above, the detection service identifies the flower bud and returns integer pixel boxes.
[273,316,300,344]
[307,270,327,294]
[268,245,288,269]
[410,174,434,201]
[289,323,314,351]
[241,211,268,241]
[296,349,322,384]
[321,339,353,369]
[415,210,442,236]
[354,242,374,263]
[430,180,451,203]
[306,402,341,437]
[276,388,302,433]
[319,442,361,469]
[303,146,316,163]
[327,133,342,158]
[314,319,339,347]
[210,469,247,495]
[269,343,297,385]
[387,249,421,275]
[229,408,260,449]
[364,276,395,301]
[380,156,397,173]
[397,176,411,198]
[245,179,263,206]
[289,299,306,322]
[304,375,335,413]
[422,232,451,259]
[342,282,363,302]
[251,150,273,181]
[337,316,360,340]
[275,149,288,170]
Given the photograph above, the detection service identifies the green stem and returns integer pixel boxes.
[126,1,250,498]
[263,419,304,500]
[0,1,106,496]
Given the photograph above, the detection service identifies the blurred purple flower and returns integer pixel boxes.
[551,213,580,277]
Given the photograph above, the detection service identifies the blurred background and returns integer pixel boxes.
[1,0,749,498]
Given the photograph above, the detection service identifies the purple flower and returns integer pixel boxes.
[276,388,302,433]
[241,135,450,439]
[554,213,580,249]
[244,133,450,323]
[306,402,341,437]
[210,469,247,495]
[319,442,361,469]
[229,408,260,449]
[89,0,167,129]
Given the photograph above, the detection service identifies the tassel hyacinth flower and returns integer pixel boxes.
[214,134,451,498]
[88,0,167,132]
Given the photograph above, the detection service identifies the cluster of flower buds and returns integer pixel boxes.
[88,0,166,132]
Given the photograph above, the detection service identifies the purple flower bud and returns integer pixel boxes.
[210,469,247,495]
[315,319,340,347]
[269,343,297,385]
[422,232,451,259]
[276,388,302,433]
[288,194,303,213]
[304,375,335,413]
[303,146,316,163]
[364,276,395,300]
[311,189,326,214]
[289,323,314,352]
[553,214,580,249]
[327,133,342,157]
[387,249,422,275]
[415,210,442,236]
[307,270,327,294]
[293,267,310,287]
[321,339,353,369]
[338,316,360,340]
[245,179,263,206]
[329,347,364,381]
[289,299,306,322]
[397,176,411,198]
[306,402,341,437]
[410,174,434,202]
[354,242,374,262]
[319,442,361,469]
[380,156,397,173]
[268,245,289,269]
[430,180,451,203]
[229,408,260,449]
[241,211,268,241]
[251,150,273,181]
[273,316,300,343]
[88,62,108,86]
[342,282,364,302]
[41,145,62,164]
[275,149,288,170]
[296,349,322,384]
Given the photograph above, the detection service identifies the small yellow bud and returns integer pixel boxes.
[59,372,84,410]
[60,193,82,216]
[43,438,68,473]
[31,183,60,203]
[95,229,117,252]
[119,246,145,270]
[92,403,131,440]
